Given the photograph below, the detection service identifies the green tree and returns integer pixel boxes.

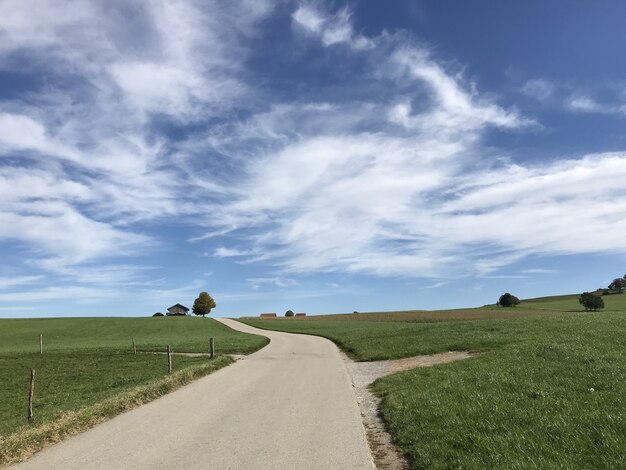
[608,277,626,293]
[285,310,294,317]
[498,292,520,308]
[579,292,604,311]
[192,292,216,317]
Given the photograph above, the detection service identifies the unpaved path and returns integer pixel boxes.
[12,319,373,470]
[346,351,476,470]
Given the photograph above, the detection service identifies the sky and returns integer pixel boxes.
[1,1,626,318]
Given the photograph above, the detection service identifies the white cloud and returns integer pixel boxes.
[1,0,626,311]
[0,0,274,278]
[0,275,44,290]
[292,5,373,49]
[566,94,626,115]
[567,95,607,113]
[521,268,558,274]
[203,7,626,279]
[214,247,254,258]
[247,277,299,289]
[520,79,555,100]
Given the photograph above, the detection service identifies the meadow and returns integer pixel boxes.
[243,293,626,469]
[0,316,268,465]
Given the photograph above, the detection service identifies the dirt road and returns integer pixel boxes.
[12,319,374,469]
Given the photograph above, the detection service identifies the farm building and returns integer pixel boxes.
[295,313,306,317]
[260,313,277,318]
[167,304,189,316]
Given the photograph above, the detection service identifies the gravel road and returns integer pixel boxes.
[12,318,374,470]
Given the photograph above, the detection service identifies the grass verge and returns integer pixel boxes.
[0,355,231,467]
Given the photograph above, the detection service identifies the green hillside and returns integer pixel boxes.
[519,292,626,312]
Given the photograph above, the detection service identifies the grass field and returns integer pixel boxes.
[0,316,268,354]
[0,316,268,464]
[242,293,626,469]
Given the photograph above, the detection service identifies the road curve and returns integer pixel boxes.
[12,318,374,470]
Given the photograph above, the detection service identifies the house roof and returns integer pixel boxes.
[168,303,189,311]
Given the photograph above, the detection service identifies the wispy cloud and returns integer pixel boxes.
[0,0,273,280]
[521,268,558,274]
[292,5,373,49]
[247,276,299,289]
[520,78,555,101]
[566,94,626,115]
[1,0,626,314]
[0,275,44,290]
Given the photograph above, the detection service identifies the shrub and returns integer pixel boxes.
[152,312,164,317]
[285,310,294,317]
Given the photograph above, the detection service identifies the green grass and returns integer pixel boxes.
[0,316,268,465]
[519,292,626,312]
[242,295,626,469]
[0,351,218,437]
[0,316,268,354]
[0,355,232,466]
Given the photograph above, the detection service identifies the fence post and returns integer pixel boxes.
[132,337,136,355]
[167,345,172,374]
[209,337,215,359]
[28,369,35,422]
[39,334,43,355]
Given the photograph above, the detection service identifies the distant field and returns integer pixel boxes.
[242,294,626,469]
[275,307,561,323]
[0,316,268,464]
[519,292,626,311]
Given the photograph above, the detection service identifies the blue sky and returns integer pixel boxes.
[1,1,625,318]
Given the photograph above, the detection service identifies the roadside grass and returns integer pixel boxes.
[0,351,217,437]
[0,355,232,467]
[0,316,268,354]
[242,302,626,468]
[0,316,268,466]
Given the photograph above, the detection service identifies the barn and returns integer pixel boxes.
[166,304,189,316]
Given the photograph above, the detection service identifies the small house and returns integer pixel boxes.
[260,313,277,318]
[295,313,306,317]
[167,304,189,316]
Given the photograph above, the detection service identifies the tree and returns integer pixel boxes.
[192,292,216,317]
[285,310,294,317]
[608,277,626,293]
[579,292,604,311]
[498,292,520,307]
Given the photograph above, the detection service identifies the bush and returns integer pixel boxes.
[498,293,520,307]
[152,312,164,317]
[285,310,294,317]
[579,292,605,311]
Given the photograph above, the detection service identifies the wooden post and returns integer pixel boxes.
[209,337,215,359]
[39,334,43,355]
[28,369,35,422]
[132,337,136,355]
[167,345,172,374]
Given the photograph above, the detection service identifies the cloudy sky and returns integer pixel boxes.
[1,1,625,317]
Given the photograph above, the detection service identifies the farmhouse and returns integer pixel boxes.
[295,313,306,317]
[167,304,189,316]
[260,313,277,318]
